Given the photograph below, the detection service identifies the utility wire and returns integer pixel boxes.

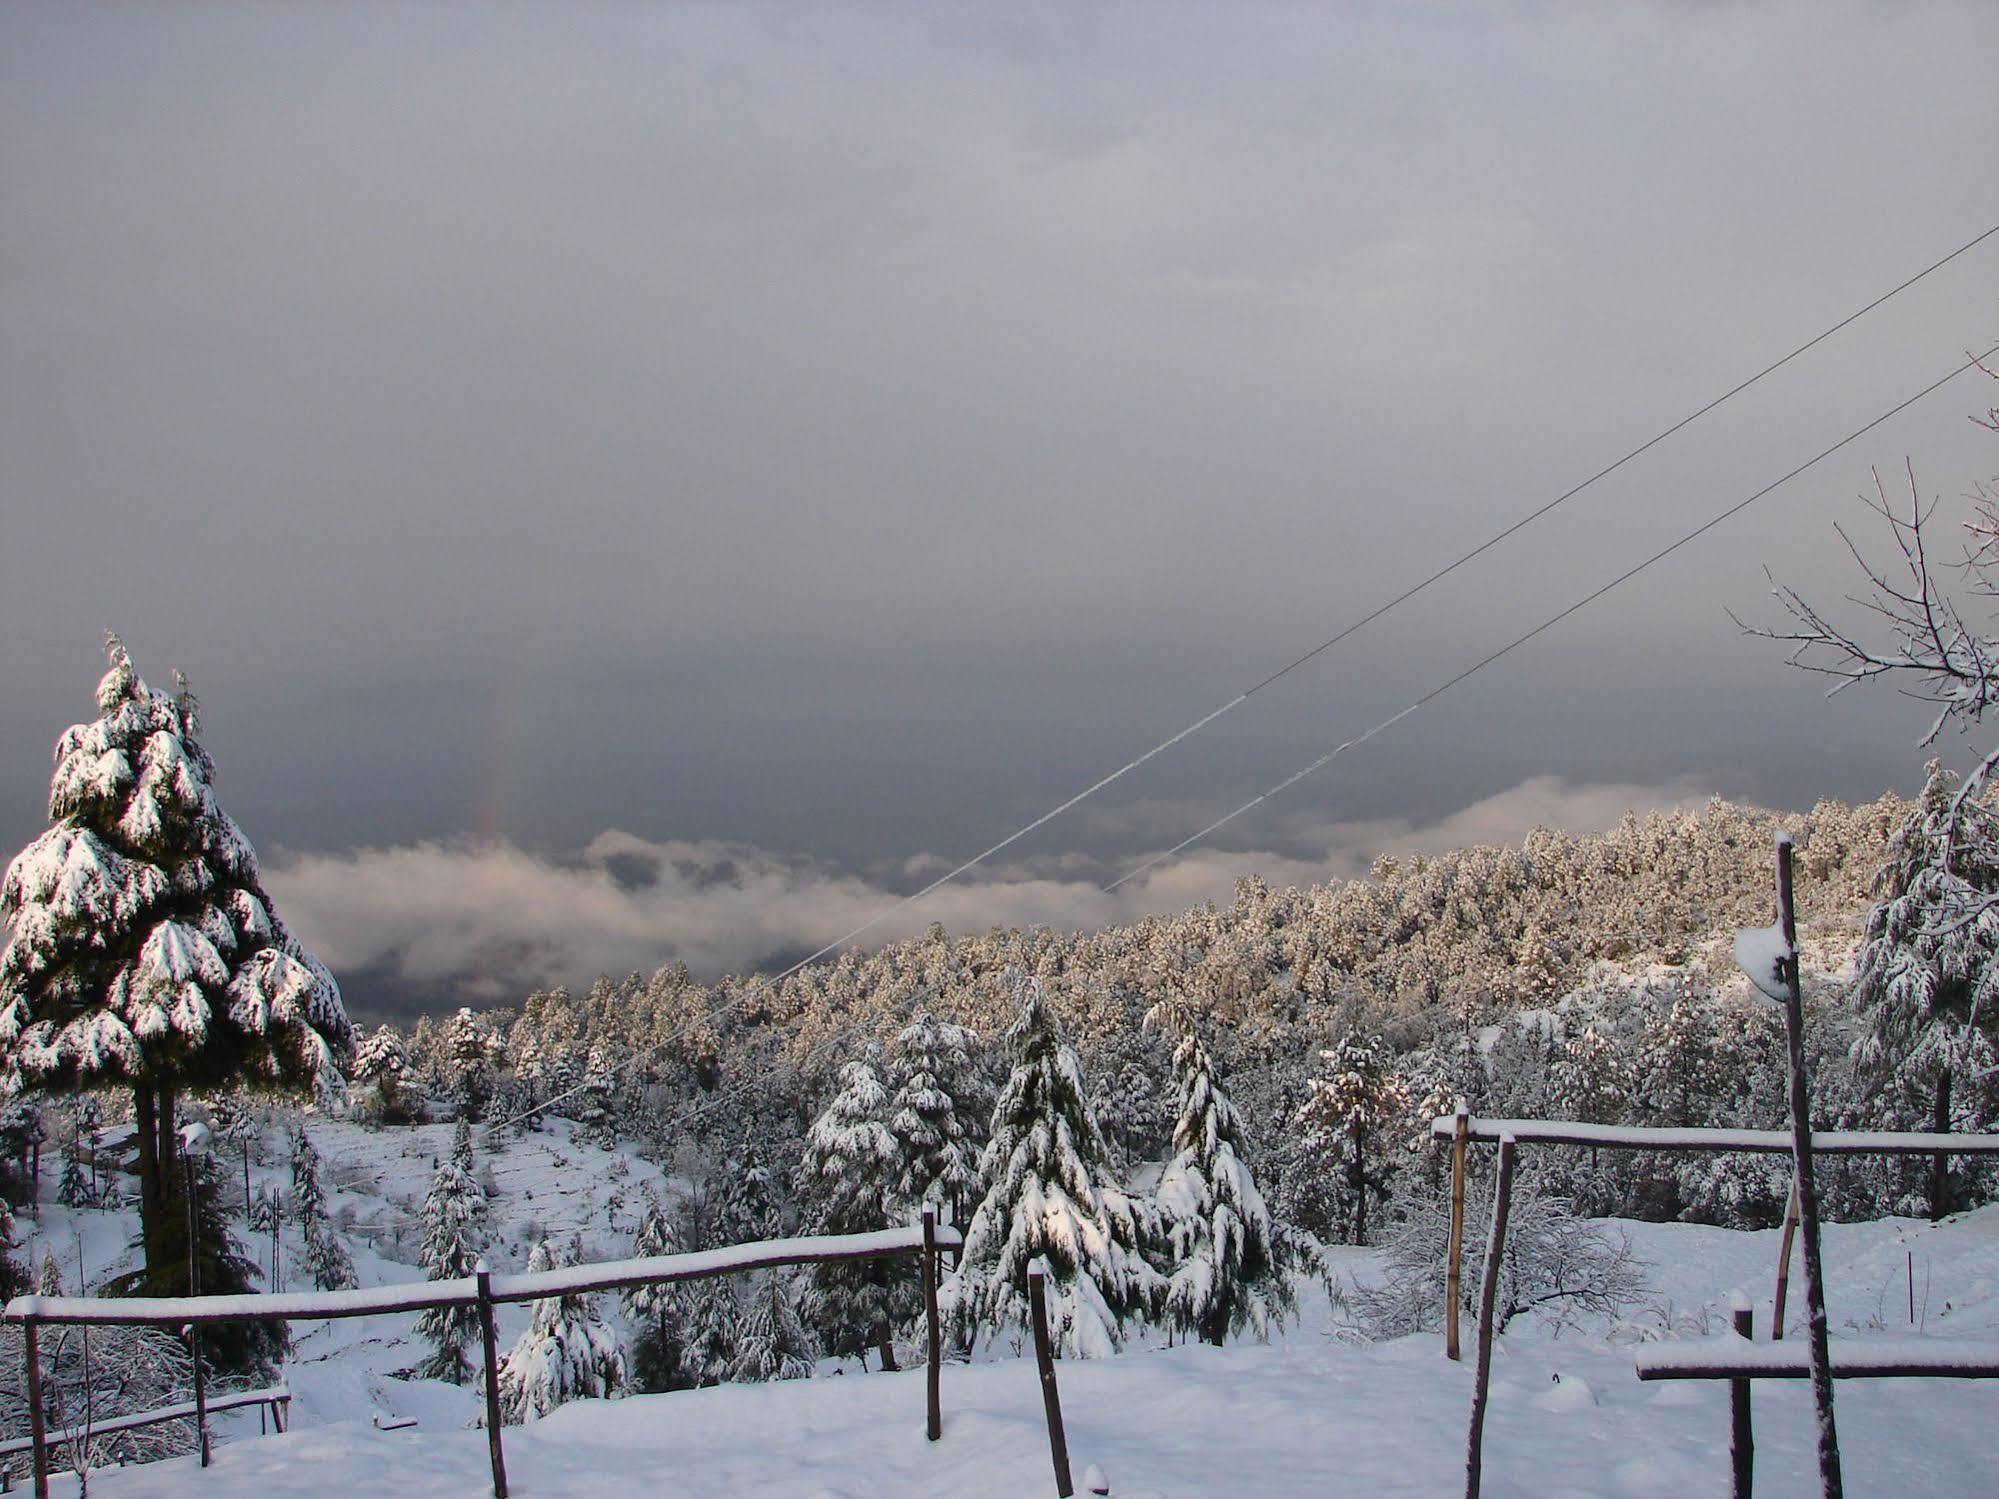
[480,222,1999,1138]
[1104,341,1999,894]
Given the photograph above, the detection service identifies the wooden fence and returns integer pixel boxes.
[1636,1310,1999,1498]
[1431,1113,1999,1499]
[2,1211,962,1499]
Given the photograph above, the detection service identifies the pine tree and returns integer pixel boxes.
[412,1156,486,1383]
[352,1024,414,1123]
[497,1239,628,1422]
[888,1012,981,1222]
[1299,1029,1410,1245]
[1851,760,1999,1216]
[1153,1024,1293,1345]
[290,1125,356,1291]
[0,637,353,1292]
[797,1055,909,1368]
[728,1271,814,1383]
[622,1191,692,1393]
[950,974,1158,1358]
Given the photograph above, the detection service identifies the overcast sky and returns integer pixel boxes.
[5,2,1999,1021]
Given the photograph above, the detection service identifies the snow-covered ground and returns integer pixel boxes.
[20,1113,1997,1499]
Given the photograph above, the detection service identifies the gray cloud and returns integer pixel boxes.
[268,774,1724,1018]
[5,2,1996,1023]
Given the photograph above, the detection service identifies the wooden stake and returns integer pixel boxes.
[1775,835,1844,1499]
[1463,1135,1516,1499]
[1028,1263,1074,1499]
[1730,1295,1755,1499]
[476,1261,509,1499]
[1446,1105,1469,1361]
[1771,1178,1798,1341]
[24,1320,46,1499]
[188,1323,210,1468]
[922,1206,943,1442]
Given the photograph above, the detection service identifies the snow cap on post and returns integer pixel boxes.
[1734,925,1795,1005]
[1729,1288,1753,1317]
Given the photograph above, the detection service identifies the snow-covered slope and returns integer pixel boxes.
[57,1200,1999,1499]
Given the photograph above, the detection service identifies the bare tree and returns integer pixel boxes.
[1740,356,1999,803]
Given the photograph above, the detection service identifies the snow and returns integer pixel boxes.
[62,1205,1999,1499]
[9,1113,1999,1497]
[1733,923,1795,1004]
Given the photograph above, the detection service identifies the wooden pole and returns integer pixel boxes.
[922,1206,943,1443]
[476,1261,509,1499]
[1775,835,1844,1499]
[24,1320,46,1499]
[1730,1294,1755,1499]
[1446,1104,1469,1361]
[1464,1135,1516,1499]
[1771,1178,1798,1341]
[188,1324,210,1467]
[1027,1263,1074,1499]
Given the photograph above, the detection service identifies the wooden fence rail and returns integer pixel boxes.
[1636,1325,1999,1499]
[1,1216,962,1499]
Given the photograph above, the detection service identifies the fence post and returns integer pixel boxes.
[922,1206,942,1442]
[1027,1262,1074,1499]
[1464,1134,1517,1499]
[1730,1292,1755,1499]
[1771,1177,1798,1341]
[476,1262,509,1499]
[1446,1104,1469,1360]
[187,1322,210,1467]
[1775,835,1844,1499]
[23,1320,46,1499]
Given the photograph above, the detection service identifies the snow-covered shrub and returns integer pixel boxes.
[1348,1176,1645,1340]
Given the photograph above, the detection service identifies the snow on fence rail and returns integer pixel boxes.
[0,1383,290,1461]
[1427,1115,1999,1154]
[1635,1337,1999,1381]
[1,1215,963,1499]
[1,1223,963,1327]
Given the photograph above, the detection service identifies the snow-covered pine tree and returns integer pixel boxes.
[412,1155,486,1383]
[622,1190,693,1392]
[712,1140,784,1246]
[290,1125,356,1291]
[888,1012,981,1222]
[1850,760,1999,1216]
[352,1024,414,1123]
[949,974,1158,1358]
[441,1007,495,1122]
[728,1271,814,1383]
[1299,1029,1410,1246]
[1152,1020,1293,1345]
[496,1239,628,1422]
[0,637,353,1293]
[796,1054,910,1368]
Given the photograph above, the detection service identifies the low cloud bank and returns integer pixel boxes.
[267,774,1720,1010]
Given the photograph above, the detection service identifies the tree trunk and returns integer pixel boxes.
[1349,1126,1369,1245]
[1929,1066,1952,1222]
[132,1082,165,1277]
[128,1079,185,1294]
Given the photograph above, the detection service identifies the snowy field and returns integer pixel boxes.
[25,1129,1996,1499]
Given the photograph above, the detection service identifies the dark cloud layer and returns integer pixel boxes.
[4,3,1998,1013]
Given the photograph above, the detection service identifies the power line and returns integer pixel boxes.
[481,221,1999,1137]
[1103,341,1999,893]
